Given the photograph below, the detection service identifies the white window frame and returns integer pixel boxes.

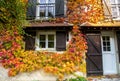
[109,0,120,20]
[102,36,111,53]
[36,31,56,51]
[36,0,55,19]
[101,31,114,54]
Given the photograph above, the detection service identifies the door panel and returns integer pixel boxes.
[86,34,103,76]
[101,31,117,75]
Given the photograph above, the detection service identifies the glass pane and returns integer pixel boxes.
[103,47,106,51]
[48,0,55,3]
[48,35,54,41]
[39,0,55,18]
[103,42,106,46]
[48,6,54,17]
[107,42,110,46]
[40,35,45,41]
[111,7,118,17]
[106,36,110,41]
[48,42,54,48]
[39,35,46,48]
[40,42,46,48]
[103,37,105,40]
[107,47,111,51]
[118,0,120,3]
[102,36,111,52]
[40,0,46,3]
[110,0,115,4]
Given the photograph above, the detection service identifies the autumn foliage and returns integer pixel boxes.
[0,25,87,80]
[0,0,104,80]
[67,0,104,24]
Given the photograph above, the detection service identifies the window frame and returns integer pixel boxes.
[110,0,120,19]
[101,31,115,54]
[102,36,111,52]
[36,0,55,19]
[36,31,56,51]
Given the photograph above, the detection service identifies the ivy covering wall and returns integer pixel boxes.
[0,0,104,80]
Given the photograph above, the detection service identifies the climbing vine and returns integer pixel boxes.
[0,0,104,80]
[66,0,104,24]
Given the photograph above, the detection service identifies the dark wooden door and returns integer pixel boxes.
[85,34,103,76]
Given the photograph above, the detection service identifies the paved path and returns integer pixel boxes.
[88,75,120,81]
[88,78,120,81]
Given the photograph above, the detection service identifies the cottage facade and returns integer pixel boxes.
[25,0,120,76]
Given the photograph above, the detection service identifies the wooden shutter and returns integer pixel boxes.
[116,31,120,63]
[85,34,103,76]
[26,0,36,19]
[55,0,64,17]
[25,31,36,50]
[56,31,66,51]
[102,0,113,21]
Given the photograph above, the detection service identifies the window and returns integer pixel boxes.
[36,32,56,50]
[39,34,55,48]
[118,0,120,3]
[36,0,55,19]
[110,0,120,19]
[111,7,118,18]
[102,36,111,51]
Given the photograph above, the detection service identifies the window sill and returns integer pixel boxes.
[35,48,65,53]
[36,48,56,51]
[113,17,120,21]
[35,17,55,21]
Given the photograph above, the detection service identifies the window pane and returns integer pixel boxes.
[48,35,54,41]
[40,0,46,3]
[103,42,106,46]
[39,0,55,18]
[40,42,46,48]
[39,6,46,17]
[48,35,54,48]
[107,42,110,46]
[110,0,115,4]
[118,0,120,3]
[48,42,54,48]
[102,36,111,52]
[40,35,46,48]
[48,6,54,17]
[103,37,105,40]
[106,36,110,41]
[103,47,106,51]
[48,0,55,3]
[40,35,45,41]
[107,47,111,51]
[111,7,118,17]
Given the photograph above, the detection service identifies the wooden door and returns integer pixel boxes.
[101,31,117,75]
[86,33,103,76]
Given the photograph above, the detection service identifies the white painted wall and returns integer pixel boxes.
[0,64,86,81]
